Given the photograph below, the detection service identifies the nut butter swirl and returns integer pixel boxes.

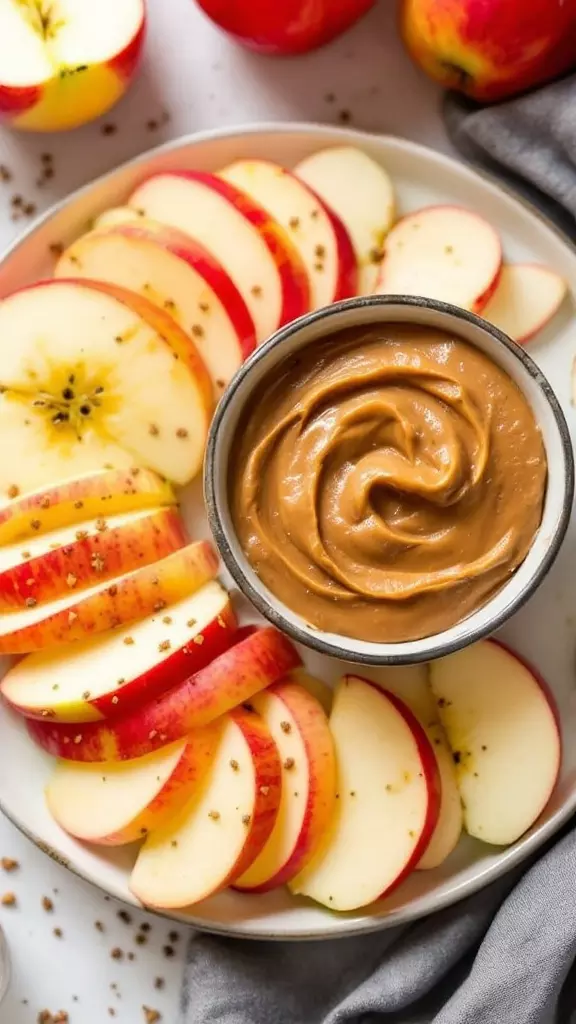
[230,325,547,642]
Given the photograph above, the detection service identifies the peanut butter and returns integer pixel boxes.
[229,324,547,643]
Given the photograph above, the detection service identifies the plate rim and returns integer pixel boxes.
[0,120,575,941]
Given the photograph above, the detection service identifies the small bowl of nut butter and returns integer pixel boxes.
[205,295,573,665]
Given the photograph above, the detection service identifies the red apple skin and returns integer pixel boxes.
[108,17,147,81]
[401,0,576,103]
[195,0,376,55]
[27,626,302,761]
[0,508,188,611]
[170,171,311,326]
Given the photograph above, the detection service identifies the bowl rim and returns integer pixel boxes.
[205,293,575,666]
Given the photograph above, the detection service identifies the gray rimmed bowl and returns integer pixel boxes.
[205,295,574,666]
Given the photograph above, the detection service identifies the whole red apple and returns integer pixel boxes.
[195,0,376,56]
[401,0,576,103]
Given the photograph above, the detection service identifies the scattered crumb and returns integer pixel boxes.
[168,930,180,943]
[101,123,117,136]
[154,977,165,990]
[53,927,63,938]
[143,1008,161,1023]
[1,858,19,872]
[1,892,16,906]
[110,947,124,960]
[95,920,105,932]
[162,944,175,958]
[117,909,132,924]
[338,109,352,123]
[42,895,54,912]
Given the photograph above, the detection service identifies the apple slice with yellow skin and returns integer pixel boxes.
[0,539,219,655]
[235,681,337,892]
[130,707,282,909]
[46,729,219,846]
[0,506,188,610]
[0,279,213,495]
[26,625,301,759]
[289,676,440,912]
[55,220,257,392]
[0,0,145,132]
[480,264,567,344]
[4,580,236,723]
[219,159,357,309]
[129,171,310,342]
[0,467,175,543]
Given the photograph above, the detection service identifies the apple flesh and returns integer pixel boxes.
[27,625,302,760]
[0,467,175,543]
[0,279,213,494]
[46,730,219,846]
[129,171,310,342]
[195,0,376,55]
[295,146,395,294]
[290,675,440,911]
[129,707,282,908]
[56,221,257,392]
[375,205,502,312]
[0,506,188,611]
[480,264,567,344]
[429,639,561,845]
[0,0,145,131]
[401,0,576,103]
[0,539,219,655]
[235,680,337,892]
[2,579,236,722]
[219,159,357,309]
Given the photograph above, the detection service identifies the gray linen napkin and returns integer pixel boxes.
[181,82,576,1023]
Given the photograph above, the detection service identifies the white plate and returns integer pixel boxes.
[0,123,575,940]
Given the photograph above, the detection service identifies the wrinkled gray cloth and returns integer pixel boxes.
[181,82,576,1024]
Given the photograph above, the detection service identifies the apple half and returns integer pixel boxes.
[480,263,567,344]
[234,680,337,892]
[129,171,310,342]
[290,675,440,911]
[130,707,282,909]
[0,279,213,495]
[429,639,561,846]
[2,579,236,723]
[26,625,301,760]
[295,146,395,294]
[56,221,257,391]
[46,730,219,846]
[219,159,357,309]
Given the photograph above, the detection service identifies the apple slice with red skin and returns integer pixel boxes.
[219,159,357,309]
[235,680,337,892]
[0,539,219,655]
[295,146,395,294]
[429,639,561,846]
[129,171,310,342]
[0,467,175,545]
[130,707,282,909]
[375,205,502,312]
[0,506,188,611]
[289,675,440,911]
[480,264,567,344]
[27,625,301,760]
[55,221,257,391]
[46,729,220,846]
[2,580,236,723]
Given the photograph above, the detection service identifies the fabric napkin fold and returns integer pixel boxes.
[181,78,576,1024]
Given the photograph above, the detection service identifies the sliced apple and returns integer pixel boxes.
[46,729,219,846]
[289,669,333,715]
[429,639,560,846]
[0,0,145,132]
[55,221,257,391]
[375,205,502,312]
[290,676,440,912]
[129,171,310,342]
[130,707,282,908]
[27,625,301,760]
[220,159,357,309]
[2,579,235,722]
[0,506,188,610]
[0,467,175,543]
[0,539,218,655]
[480,263,567,344]
[295,146,395,294]
[235,680,336,892]
[93,207,144,230]
[0,279,213,495]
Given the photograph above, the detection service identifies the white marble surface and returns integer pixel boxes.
[0,0,449,1019]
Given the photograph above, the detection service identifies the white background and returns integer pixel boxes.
[0,0,448,1019]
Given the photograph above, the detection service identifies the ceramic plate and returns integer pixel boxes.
[0,124,575,940]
